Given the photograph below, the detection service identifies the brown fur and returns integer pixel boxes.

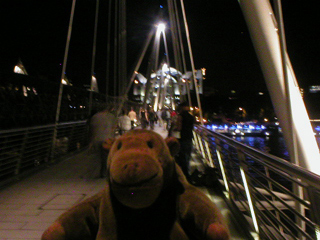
[42,129,229,240]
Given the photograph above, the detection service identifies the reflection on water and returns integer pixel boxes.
[233,136,290,160]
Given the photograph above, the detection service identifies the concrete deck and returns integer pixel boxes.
[0,147,106,240]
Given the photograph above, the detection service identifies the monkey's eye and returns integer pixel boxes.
[117,142,122,150]
[147,140,153,149]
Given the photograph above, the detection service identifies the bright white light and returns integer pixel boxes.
[162,63,169,73]
[91,75,99,92]
[23,86,27,97]
[240,167,259,234]
[216,150,229,193]
[315,225,320,240]
[61,79,68,85]
[157,23,165,32]
[14,66,24,74]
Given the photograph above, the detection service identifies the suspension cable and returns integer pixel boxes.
[162,30,176,110]
[168,0,191,105]
[88,0,100,116]
[55,0,77,123]
[179,0,203,124]
[174,0,192,106]
[113,0,118,96]
[106,0,112,98]
[116,28,156,116]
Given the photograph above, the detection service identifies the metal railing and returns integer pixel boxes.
[193,125,320,240]
[0,120,89,188]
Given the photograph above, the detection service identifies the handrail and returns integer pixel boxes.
[193,124,320,240]
[209,129,320,189]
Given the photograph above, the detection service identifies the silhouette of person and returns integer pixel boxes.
[118,110,131,135]
[89,106,117,178]
[139,107,149,129]
[148,108,157,130]
[175,102,194,179]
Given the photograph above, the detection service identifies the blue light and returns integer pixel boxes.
[160,5,163,8]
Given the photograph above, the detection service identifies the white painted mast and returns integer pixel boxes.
[238,0,320,175]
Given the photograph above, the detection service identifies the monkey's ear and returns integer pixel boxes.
[102,138,116,152]
[165,136,180,157]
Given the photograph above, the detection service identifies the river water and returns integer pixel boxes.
[232,135,320,161]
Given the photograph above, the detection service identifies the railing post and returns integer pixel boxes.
[307,187,320,238]
[196,132,206,160]
[192,131,200,153]
[293,181,306,240]
[50,124,58,163]
[264,166,283,234]
[15,129,29,176]
[204,138,214,168]
[237,149,260,235]
[214,138,230,195]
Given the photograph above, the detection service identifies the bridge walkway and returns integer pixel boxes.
[0,125,248,240]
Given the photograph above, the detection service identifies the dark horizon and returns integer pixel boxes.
[2,1,319,93]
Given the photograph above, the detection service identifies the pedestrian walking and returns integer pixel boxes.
[128,107,137,129]
[118,110,131,135]
[139,107,149,129]
[148,108,158,130]
[88,106,117,178]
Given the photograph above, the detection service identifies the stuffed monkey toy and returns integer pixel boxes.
[42,129,230,240]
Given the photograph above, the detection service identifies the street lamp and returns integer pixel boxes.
[157,23,165,33]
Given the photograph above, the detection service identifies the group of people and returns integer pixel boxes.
[87,106,135,177]
[139,107,178,132]
[118,107,137,135]
[88,102,195,181]
[139,107,162,130]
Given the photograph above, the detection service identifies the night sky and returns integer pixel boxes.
[1,0,319,96]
